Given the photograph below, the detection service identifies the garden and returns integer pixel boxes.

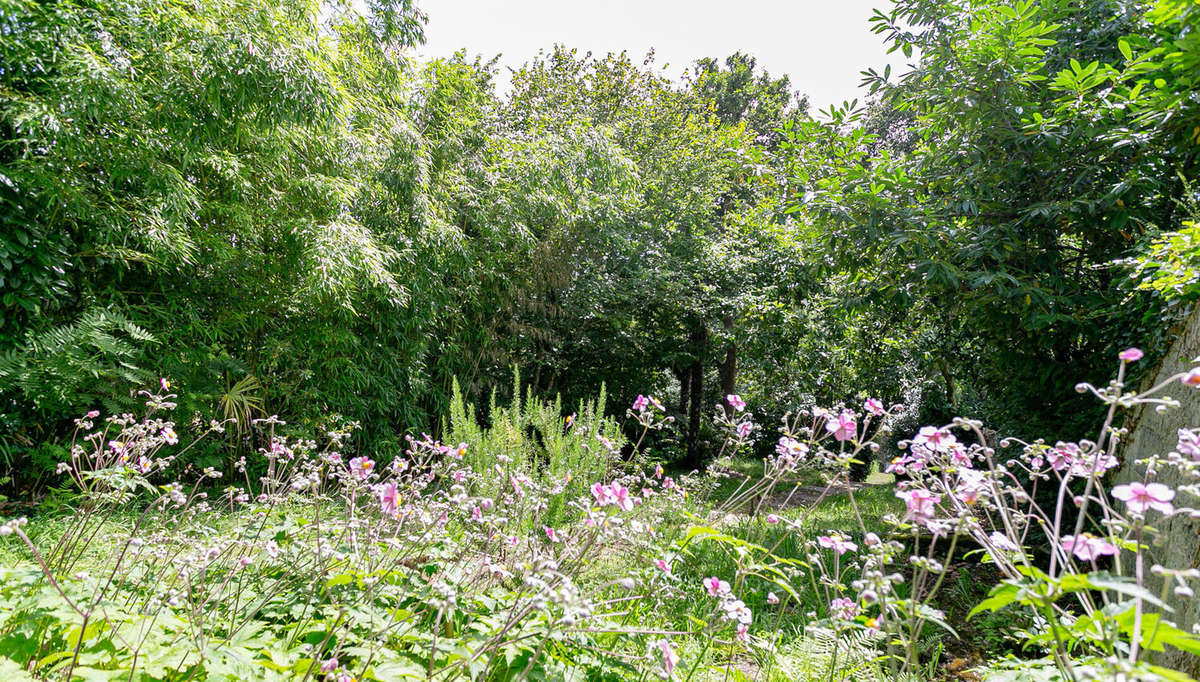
[3,0,1200,679]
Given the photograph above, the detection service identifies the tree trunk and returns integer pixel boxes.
[719,315,737,415]
[685,322,708,469]
[1113,303,1200,677]
[674,366,690,418]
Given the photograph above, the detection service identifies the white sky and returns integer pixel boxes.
[412,0,908,113]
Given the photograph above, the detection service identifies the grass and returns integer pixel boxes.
[0,448,1029,682]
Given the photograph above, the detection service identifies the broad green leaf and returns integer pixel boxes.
[969,582,1020,619]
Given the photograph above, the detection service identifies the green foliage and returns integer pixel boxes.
[1,0,814,474]
[0,308,155,418]
[1128,176,1200,309]
[769,628,886,682]
[447,372,628,525]
[1131,222,1200,303]
[0,0,433,457]
[780,0,1200,437]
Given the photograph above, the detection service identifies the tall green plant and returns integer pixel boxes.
[446,371,626,525]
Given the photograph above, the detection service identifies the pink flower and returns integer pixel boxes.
[654,463,664,479]
[1072,451,1119,477]
[510,473,529,498]
[913,426,957,453]
[377,482,400,517]
[766,514,779,525]
[830,597,859,620]
[817,534,858,555]
[269,441,293,460]
[594,481,634,511]
[85,410,100,419]
[726,394,746,412]
[159,377,171,391]
[735,421,753,439]
[591,481,615,506]
[1119,347,1144,362]
[109,441,131,464]
[825,410,857,442]
[896,488,940,524]
[1182,368,1200,387]
[955,469,987,505]
[654,558,671,574]
[775,436,808,459]
[348,457,375,478]
[320,657,339,673]
[989,532,1020,552]
[1047,441,1118,478]
[632,395,650,412]
[949,446,972,467]
[766,592,779,605]
[863,398,885,417]
[543,525,559,543]
[161,427,178,445]
[1112,482,1175,515]
[650,639,679,677]
[1061,534,1118,561]
[1178,429,1200,461]
[1046,442,1077,472]
[735,623,749,641]
[703,577,730,597]
[722,598,753,625]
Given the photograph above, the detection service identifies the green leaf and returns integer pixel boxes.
[969,582,1020,619]
[0,657,35,682]
[325,572,356,589]
[1061,572,1170,611]
[367,659,427,681]
[1144,665,1199,682]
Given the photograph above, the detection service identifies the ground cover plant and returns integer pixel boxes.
[2,347,1200,680]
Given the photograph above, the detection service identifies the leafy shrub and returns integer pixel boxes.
[0,308,156,419]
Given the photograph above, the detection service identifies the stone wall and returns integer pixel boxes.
[1114,303,1200,676]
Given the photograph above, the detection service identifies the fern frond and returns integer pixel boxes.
[2,307,157,416]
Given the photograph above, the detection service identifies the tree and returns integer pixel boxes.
[0,0,428,468]
[784,0,1200,438]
